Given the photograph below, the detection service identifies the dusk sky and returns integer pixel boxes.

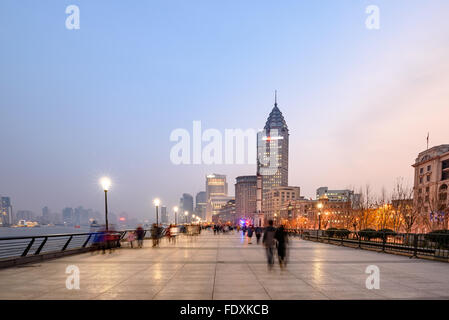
[1,1,449,221]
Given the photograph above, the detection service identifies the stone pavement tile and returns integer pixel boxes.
[373,288,437,299]
[263,284,316,293]
[312,284,369,293]
[325,290,385,300]
[0,291,45,300]
[36,290,104,300]
[103,285,164,294]
[268,291,330,300]
[160,283,214,292]
[154,292,213,300]
[213,292,271,300]
[421,290,449,299]
[95,292,157,300]
[213,285,265,294]
[120,278,171,286]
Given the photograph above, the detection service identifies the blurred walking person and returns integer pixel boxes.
[275,224,288,269]
[247,225,254,244]
[263,220,276,270]
[151,223,159,247]
[126,231,136,248]
[136,225,145,248]
[170,224,179,244]
[255,226,262,244]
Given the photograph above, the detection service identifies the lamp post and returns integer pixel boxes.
[154,198,160,226]
[100,177,111,232]
[174,206,178,225]
[317,203,323,230]
[184,211,188,224]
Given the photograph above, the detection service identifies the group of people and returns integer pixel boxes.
[241,221,288,269]
[91,221,288,270]
[242,225,263,244]
[90,225,122,254]
[212,224,234,234]
[124,225,146,248]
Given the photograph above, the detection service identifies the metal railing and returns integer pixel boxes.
[0,226,187,261]
[287,229,449,261]
[0,229,155,260]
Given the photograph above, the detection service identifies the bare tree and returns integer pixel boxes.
[391,177,417,233]
[354,184,376,230]
[375,187,391,230]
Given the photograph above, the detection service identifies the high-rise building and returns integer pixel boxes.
[0,197,13,226]
[235,175,257,222]
[206,174,228,222]
[195,191,207,220]
[180,193,194,222]
[160,206,168,224]
[62,207,74,225]
[257,94,289,209]
[412,144,449,231]
[41,206,51,225]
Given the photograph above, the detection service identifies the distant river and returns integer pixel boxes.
[0,226,92,238]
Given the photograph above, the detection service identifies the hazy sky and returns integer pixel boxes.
[1,1,449,221]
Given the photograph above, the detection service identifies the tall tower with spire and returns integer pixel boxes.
[257,92,289,200]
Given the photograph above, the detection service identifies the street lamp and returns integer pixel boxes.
[174,206,178,225]
[317,203,323,230]
[100,177,111,231]
[153,198,160,226]
[184,211,188,224]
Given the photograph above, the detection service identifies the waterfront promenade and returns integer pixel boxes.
[1,230,448,300]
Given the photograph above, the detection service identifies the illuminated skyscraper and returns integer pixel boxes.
[257,93,289,202]
[205,174,228,222]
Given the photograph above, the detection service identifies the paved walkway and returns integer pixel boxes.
[1,231,448,300]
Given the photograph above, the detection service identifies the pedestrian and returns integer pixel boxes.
[247,225,254,244]
[255,226,262,244]
[166,225,172,243]
[170,224,179,244]
[136,225,145,248]
[262,220,276,270]
[127,231,136,248]
[275,224,288,269]
[151,223,159,247]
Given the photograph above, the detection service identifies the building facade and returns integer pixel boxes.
[263,186,300,225]
[412,144,449,231]
[316,187,360,205]
[235,175,257,223]
[206,174,228,222]
[212,199,236,224]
